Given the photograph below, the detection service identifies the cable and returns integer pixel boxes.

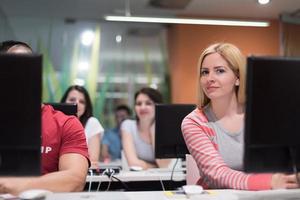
[170,158,179,181]
[96,170,106,191]
[111,175,130,191]
[289,147,300,184]
[105,170,115,191]
[88,169,93,192]
[159,175,166,192]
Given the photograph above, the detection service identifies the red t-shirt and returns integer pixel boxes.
[41,105,89,174]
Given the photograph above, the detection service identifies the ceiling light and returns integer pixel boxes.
[78,61,89,71]
[115,35,122,43]
[104,16,270,27]
[81,30,95,46]
[258,0,270,5]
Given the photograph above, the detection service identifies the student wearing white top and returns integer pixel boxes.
[61,85,104,168]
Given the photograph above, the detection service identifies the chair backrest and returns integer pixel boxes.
[186,154,200,185]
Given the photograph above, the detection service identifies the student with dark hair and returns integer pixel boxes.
[121,87,170,169]
[101,105,132,162]
[0,40,89,195]
[61,85,104,168]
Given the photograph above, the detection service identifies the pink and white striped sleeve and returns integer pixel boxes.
[181,109,272,190]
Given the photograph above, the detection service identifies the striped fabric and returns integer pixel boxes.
[181,108,272,190]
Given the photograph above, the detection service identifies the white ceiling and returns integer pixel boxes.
[0,0,299,21]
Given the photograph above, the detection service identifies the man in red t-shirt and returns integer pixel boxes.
[0,41,90,195]
[41,105,90,174]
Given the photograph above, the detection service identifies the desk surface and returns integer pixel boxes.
[86,169,186,191]
[45,189,300,200]
[87,169,186,182]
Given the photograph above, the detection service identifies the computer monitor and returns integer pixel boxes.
[44,102,77,116]
[244,56,300,173]
[0,53,42,176]
[155,104,196,158]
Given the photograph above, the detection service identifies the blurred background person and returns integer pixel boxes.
[61,85,104,169]
[121,87,170,170]
[101,105,132,163]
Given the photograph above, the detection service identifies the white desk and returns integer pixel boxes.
[45,189,300,200]
[85,169,186,191]
[86,169,186,182]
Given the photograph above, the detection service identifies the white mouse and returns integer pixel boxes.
[129,165,143,171]
[182,185,203,195]
[18,189,52,200]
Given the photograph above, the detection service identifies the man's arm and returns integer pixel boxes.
[0,153,88,195]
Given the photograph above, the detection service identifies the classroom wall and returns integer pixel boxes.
[167,20,280,104]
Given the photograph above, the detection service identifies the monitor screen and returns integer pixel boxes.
[244,56,300,173]
[44,102,77,116]
[0,53,42,176]
[155,104,196,158]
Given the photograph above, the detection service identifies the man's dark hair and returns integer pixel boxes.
[115,105,132,116]
[0,40,33,53]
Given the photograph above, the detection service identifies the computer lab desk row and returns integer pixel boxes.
[85,169,186,191]
[46,189,300,200]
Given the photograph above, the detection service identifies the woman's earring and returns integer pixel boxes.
[235,79,240,86]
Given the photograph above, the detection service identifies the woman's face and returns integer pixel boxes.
[65,89,86,118]
[135,93,155,121]
[200,52,239,101]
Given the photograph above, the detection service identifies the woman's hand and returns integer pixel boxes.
[271,173,300,189]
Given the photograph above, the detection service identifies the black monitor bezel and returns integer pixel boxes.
[0,53,42,176]
[44,102,77,116]
[155,104,196,159]
[244,56,300,173]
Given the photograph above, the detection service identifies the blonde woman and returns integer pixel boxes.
[182,43,299,190]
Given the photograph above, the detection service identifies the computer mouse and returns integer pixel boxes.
[182,185,203,195]
[18,189,52,200]
[129,166,143,171]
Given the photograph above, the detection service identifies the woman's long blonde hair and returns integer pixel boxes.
[197,43,246,108]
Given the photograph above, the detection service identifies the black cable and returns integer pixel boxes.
[103,169,130,191]
[111,175,130,191]
[289,147,300,184]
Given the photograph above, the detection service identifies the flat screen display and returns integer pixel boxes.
[0,53,42,176]
[244,56,300,173]
[155,104,196,158]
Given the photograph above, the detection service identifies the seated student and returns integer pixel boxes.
[0,40,90,195]
[61,85,104,169]
[101,105,132,162]
[121,87,170,170]
[181,42,300,190]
